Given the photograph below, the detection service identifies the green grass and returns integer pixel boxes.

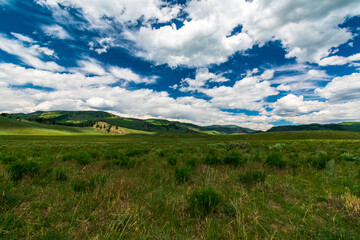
[0,132,360,239]
[0,117,103,135]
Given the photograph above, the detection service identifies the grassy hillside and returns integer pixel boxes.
[8,111,256,134]
[268,122,360,132]
[0,116,103,135]
[1,133,359,239]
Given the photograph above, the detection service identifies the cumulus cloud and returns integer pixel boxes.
[206,77,277,111]
[0,63,273,130]
[268,72,360,124]
[89,37,114,54]
[130,0,360,67]
[0,34,63,71]
[271,94,325,116]
[41,24,71,39]
[109,66,157,84]
[36,0,180,24]
[319,53,360,66]
[179,68,229,92]
[36,0,360,67]
[315,73,360,102]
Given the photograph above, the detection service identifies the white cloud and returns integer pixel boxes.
[260,69,275,80]
[109,66,157,84]
[36,0,360,67]
[130,0,360,67]
[76,58,107,76]
[269,65,330,93]
[277,84,291,91]
[0,34,63,71]
[319,53,360,66]
[315,72,360,102]
[36,0,180,24]
[10,32,34,43]
[202,74,278,111]
[179,68,229,92]
[271,94,325,116]
[0,63,273,130]
[89,37,114,54]
[41,24,71,39]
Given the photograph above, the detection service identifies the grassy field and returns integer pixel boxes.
[0,132,360,239]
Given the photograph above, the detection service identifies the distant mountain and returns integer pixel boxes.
[6,111,257,134]
[0,114,102,135]
[267,122,360,132]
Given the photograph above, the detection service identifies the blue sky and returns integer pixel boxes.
[0,0,360,130]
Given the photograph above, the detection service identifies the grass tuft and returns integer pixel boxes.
[238,170,267,185]
[7,160,40,181]
[266,152,287,168]
[188,186,221,217]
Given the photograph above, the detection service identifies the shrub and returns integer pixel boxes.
[266,152,286,168]
[104,150,120,160]
[203,149,222,165]
[186,157,198,168]
[238,170,267,185]
[224,151,243,166]
[158,150,167,158]
[269,143,285,151]
[167,156,177,166]
[8,161,40,181]
[311,152,330,170]
[112,155,136,168]
[325,159,335,171]
[341,152,359,162]
[62,153,74,161]
[0,155,17,164]
[188,186,221,217]
[175,166,191,183]
[125,148,149,157]
[75,152,91,165]
[54,168,68,182]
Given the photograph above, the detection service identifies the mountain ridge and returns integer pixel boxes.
[4,111,258,135]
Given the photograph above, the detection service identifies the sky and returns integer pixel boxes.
[0,0,360,130]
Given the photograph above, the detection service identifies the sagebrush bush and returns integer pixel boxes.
[167,156,177,166]
[266,152,286,168]
[186,157,198,168]
[8,160,40,181]
[341,152,359,162]
[238,170,267,185]
[325,159,335,171]
[269,143,285,151]
[54,168,68,182]
[203,149,222,165]
[224,151,243,166]
[175,166,191,183]
[310,151,330,170]
[188,186,221,217]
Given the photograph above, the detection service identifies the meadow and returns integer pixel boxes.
[0,132,360,239]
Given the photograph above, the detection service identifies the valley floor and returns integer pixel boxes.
[0,133,360,239]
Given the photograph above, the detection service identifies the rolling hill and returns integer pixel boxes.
[5,111,257,135]
[0,116,103,135]
[267,122,360,132]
